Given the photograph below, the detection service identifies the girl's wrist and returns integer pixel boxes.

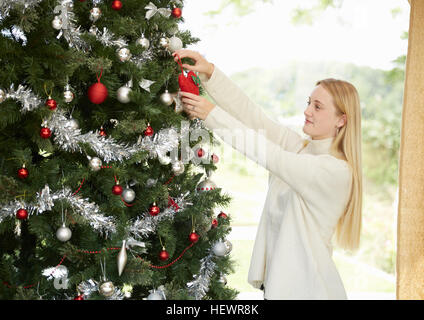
[207,63,215,79]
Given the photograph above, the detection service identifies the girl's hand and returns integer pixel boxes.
[180,91,215,120]
[172,50,215,79]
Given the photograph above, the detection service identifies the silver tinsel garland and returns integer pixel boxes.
[77,279,125,300]
[0,0,42,16]
[0,184,116,236]
[5,84,43,113]
[186,250,217,300]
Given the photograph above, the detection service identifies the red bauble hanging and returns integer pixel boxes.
[211,153,219,164]
[171,7,182,18]
[17,165,29,179]
[73,294,84,300]
[158,248,169,261]
[88,69,108,104]
[45,98,57,111]
[112,183,123,195]
[144,124,154,137]
[111,0,122,10]
[99,127,107,137]
[40,127,52,139]
[16,208,28,220]
[149,203,160,216]
[188,231,200,243]
[211,218,218,228]
[196,148,205,158]
[218,211,228,219]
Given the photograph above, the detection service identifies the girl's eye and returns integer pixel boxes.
[315,105,320,110]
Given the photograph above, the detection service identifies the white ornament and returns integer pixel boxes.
[99,281,115,297]
[159,37,169,48]
[56,224,72,242]
[168,36,183,52]
[160,89,174,106]
[158,153,171,165]
[122,187,136,203]
[66,118,79,130]
[90,7,102,22]
[117,240,127,276]
[88,156,102,171]
[212,240,228,257]
[172,160,185,176]
[136,34,150,49]
[117,86,131,104]
[52,16,63,30]
[117,47,132,62]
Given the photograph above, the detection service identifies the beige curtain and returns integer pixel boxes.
[397,0,424,300]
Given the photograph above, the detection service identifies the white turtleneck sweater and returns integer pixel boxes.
[199,66,352,300]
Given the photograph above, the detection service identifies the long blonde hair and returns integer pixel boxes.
[306,78,363,252]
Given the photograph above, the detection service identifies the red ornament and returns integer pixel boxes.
[144,124,154,137]
[188,231,200,243]
[40,127,52,139]
[149,203,160,216]
[211,154,219,164]
[171,7,182,18]
[17,166,29,179]
[46,98,57,111]
[196,148,205,158]
[99,127,107,136]
[218,211,228,219]
[88,69,108,104]
[73,295,84,300]
[16,208,28,220]
[112,184,123,195]
[158,248,169,261]
[211,218,218,228]
[111,0,122,10]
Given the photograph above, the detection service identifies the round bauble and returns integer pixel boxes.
[172,160,185,176]
[112,184,123,195]
[212,241,227,257]
[188,232,200,243]
[117,47,131,62]
[136,36,150,49]
[67,118,79,130]
[168,36,183,52]
[56,224,72,242]
[63,89,74,103]
[46,98,57,111]
[171,7,182,18]
[144,125,154,137]
[52,16,63,30]
[17,166,29,179]
[0,89,6,103]
[90,7,102,22]
[73,295,84,300]
[16,208,28,220]
[211,218,218,229]
[149,203,160,216]
[158,154,171,165]
[40,127,52,139]
[218,211,228,219]
[218,274,228,286]
[99,127,107,136]
[158,249,169,261]
[88,156,102,171]
[159,37,169,48]
[160,90,174,106]
[147,291,164,300]
[88,82,108,104]
[121,188,136,203]
[211,153,219,164]
[116,85,131,103]
[196,178,217,193]
[99,281,115,297]
[111,0,122,10]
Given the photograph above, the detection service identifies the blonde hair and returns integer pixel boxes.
[305,78,363,252]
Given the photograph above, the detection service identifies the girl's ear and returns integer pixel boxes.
[338,113,347,128]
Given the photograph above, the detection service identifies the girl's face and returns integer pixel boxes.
[303,84,345,140]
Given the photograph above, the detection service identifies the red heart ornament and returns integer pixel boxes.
[176,54,200,95]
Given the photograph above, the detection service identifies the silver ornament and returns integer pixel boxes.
[90,7,102,22]
[224,239,233,254]
[136,34,150,49]
[99,281,115,297]
[160,90,174,106]
[0,89,6,103]
[172,160,185,176]
[196,178,217,193]
[117,240,127,276]
[122,187,136,203]
[159,37,169,48]
[117,47,132,62]
[116,86,131,104]
[52,16,63,30]
[146,287,166,300]
[88,156,102,171]
[89,25,99,35]
[63,84,74,103]
[158,153,171,165]
[168,36,183,52]
[56,224,72,242]
[67,118,79,130]
[218,274,227,285]
[212,241,228,257]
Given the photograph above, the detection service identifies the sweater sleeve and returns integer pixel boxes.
[204,105,351,203]
[198,66,303,152]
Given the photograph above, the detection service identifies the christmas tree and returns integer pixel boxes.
[0,0,237,300]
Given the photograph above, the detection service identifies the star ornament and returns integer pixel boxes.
[139,79,155,93]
